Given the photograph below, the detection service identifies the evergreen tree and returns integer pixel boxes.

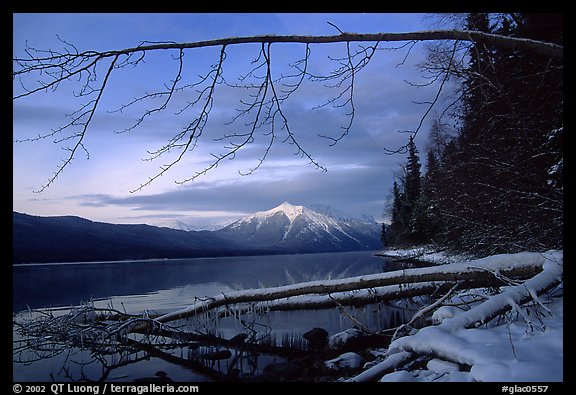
[384,12,562,254]
[380,222,387,247]
[422,148,441,242]
[405,136,421,207]
[386,180,404,246]
[386,136,426,247]
[404,136,426,244]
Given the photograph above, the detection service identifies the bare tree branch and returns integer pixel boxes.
[14,31,560,68]
[32,55,119,193]
[14,29,562,191]
[384,40,459,155]
[130,45,228,192]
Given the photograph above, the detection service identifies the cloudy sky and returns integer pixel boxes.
[13,13,448,228]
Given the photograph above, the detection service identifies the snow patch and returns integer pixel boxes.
[265,201,304,222]
[379,370,416,382]
[431,306,460,324]
[426,358,461,373]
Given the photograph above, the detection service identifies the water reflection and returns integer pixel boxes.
[13,251,412,382]
[13,251,390,313]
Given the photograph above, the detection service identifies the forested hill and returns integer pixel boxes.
[383,13,563,256]
[12,212,249,264]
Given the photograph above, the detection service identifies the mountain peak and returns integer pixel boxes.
[261,202,304,222]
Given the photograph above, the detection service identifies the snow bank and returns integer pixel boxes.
[380,369,475,382]
[441,250,562,331]
[383,250,563,382]
[378,246,473,265]
[426,358,460,373]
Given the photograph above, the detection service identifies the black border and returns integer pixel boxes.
[8,3,571,391]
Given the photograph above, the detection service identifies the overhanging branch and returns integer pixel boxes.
[64,30,561,60]
[13,29,562,192]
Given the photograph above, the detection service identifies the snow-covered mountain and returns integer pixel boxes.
[216,202,382,253]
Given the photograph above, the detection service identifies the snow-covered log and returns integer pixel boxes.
[419,250,560,332]
[349,250,563,382]
[147,251,549,327]
[220,279,502,314]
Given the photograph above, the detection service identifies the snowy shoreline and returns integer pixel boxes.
[375,245,475,265]
[352,249,564,382]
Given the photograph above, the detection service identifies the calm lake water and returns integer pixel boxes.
[13,251,410,382]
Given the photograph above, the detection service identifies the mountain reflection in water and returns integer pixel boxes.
[13,251,413,382]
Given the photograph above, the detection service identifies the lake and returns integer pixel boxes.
[13,251,411,382]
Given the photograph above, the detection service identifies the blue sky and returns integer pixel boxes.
[13,13,449,228]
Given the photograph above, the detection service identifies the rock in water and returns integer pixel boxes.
[329,328,366,350]
[303,327,329,350]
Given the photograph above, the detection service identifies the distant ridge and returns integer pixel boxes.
[13,203,382,264]
[12,212,248,264]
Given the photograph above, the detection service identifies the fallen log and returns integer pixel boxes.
[145,251,546,327]
[223,279,511,313]
[347,250,563,382]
